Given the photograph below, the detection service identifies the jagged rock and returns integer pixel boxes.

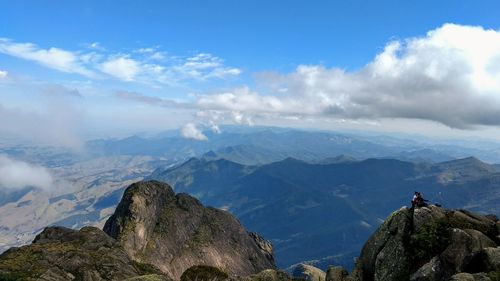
[292,264,325,281]
[410,256,444,281]
[0,226,165,281]
[104,180,275,280]
[353,207,413,281]
[249,232,275,264]
[325,266,350,281]
[440,228,496,274]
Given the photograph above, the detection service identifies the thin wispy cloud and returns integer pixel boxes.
[114,90,193,108]
[0,38,241,85]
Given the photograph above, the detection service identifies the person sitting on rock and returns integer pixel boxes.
[411,192,428,208]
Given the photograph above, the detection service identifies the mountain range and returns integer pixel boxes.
[2,127,500,270]
[150,156,500,269]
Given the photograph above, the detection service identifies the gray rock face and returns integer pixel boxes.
[104,180,275,280]
[352,207,413,281]
[410,256,444,281]
[0,226,165,281]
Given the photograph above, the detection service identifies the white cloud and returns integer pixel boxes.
[0,70,7,79]
[0,38,94,77]
[100,56,141,81]
[194,24,500,129]
[0,38,240,84]
[180,123,208,141]
[0,155,53,190]
[175,53,242,80]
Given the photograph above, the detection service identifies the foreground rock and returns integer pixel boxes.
[0,226,167,281]
[350,205,500,281]
[293,264,326,281]
[104,180,275,280]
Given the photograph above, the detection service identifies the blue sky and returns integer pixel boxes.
[2,0,500,72]
[1,1,500,146]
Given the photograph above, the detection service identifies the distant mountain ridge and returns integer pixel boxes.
[151,156,500,270]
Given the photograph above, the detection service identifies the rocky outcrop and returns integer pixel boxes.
[0,226,167,281]
[352,207,414,281]
[325,266,351,281]
[292,264,326,281]
[349,205,500,281]
[103,180,275,280]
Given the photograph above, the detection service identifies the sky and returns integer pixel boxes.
[1,0,500,146]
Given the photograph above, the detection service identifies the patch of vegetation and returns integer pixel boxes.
[126,274,170,281]
[132,261,164,276]
[0,272,30,281]
[180,265,228,281]
[409,219,450,269]
[489,271,500,281]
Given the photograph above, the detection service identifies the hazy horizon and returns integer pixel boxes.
[2,1,500,149]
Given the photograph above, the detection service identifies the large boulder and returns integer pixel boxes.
[292,264,325,281]
[0,226,166,281]
[413,205,446,232]
[103,180,275,280]
[440,229,496,274]
[445,210,499,239]
[410,256,444,281]
[352,207,413,281]
[325,266,350,281]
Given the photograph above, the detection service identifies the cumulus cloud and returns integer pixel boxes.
[0,70,7,79]
[0,155,53,190]
[100,56,141,81]
[195,24,500,129]
[181,123,208,141]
